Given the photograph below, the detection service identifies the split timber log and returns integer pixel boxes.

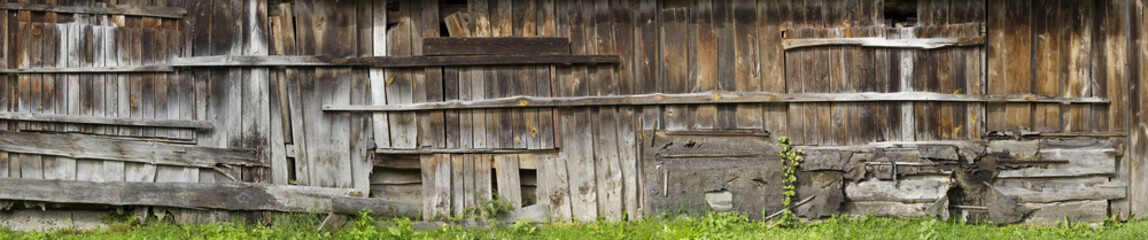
[0,2,186,18]
[0,112,212,130]
[0,178,360,212]
[330,197,421,218]
[0,131,262,168]
[782,37,985,50]
[323,91,1109,112]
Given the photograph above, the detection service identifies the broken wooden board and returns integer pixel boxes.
[171,54,620,68]
[641,130,781,219]
[423,37,570,55]
[0,178,360,212]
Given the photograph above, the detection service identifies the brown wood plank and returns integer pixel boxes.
[536,0,557,149]
[759,0,787,139]
[660,6,689,131]
[636,0,658,131]
[470,0,491,150]
[1063,1,1093,132]
[1132,0,1148,217]
[0,130,261,168]
[538,155,571,221]
[474,154,494,204]
[423,37,569,56]
[693,0,717,130]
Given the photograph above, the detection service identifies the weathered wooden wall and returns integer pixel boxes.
[0,0,1144,229]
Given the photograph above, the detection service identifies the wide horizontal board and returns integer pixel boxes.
[0,178,359,212]
[995,178,1126,203]
[996,149,1117,178]
[375,148,556,154]
[0,112,212,130]
[0,2,186,18]
[324,91,1109,112]
[423,37,570,55]
[783,37,985,50]
[0,131,261,168]
[172,55,619,67]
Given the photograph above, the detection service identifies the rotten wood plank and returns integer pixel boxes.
[0,2,186,18]
[782,37,985,50]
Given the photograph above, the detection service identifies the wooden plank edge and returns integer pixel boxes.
[0,112,212,130]
[375,148,558,155]
[0,65,174,74]
[323,91,1111,112]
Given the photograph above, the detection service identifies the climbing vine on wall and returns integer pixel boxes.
[776,136,804,227]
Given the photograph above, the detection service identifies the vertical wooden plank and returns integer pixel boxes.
[348,0,374,195]
[636,0,658,131]
[539,156,572,221]
[1064,1,1093,132]
[369,0,390,150]
[495,155,522,208]
[421,154,451,220]
[1031,0,1060,132]
[306,0,355,187]
[470,0,490,149]
[445,154,463,215]
[610,0,639,220]
[418,0,444,149]
[518,0,539,149]
[759,0,788,139]
[661,4,689,131]
[590,0,622,221]
[732,0,760,130]
[1104,0,1130,219]
[1007,0,1032,131]
[384,0,415,149]
[475,154,494,204]
[1130,0,1147,218]
[693,0,717,130]
[556,0,597,222]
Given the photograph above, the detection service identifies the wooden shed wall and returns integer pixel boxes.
[0,0,1144,227]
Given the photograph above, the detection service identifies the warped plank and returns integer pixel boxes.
[997,149,1118,178]
[0,2,186,18]
[0,112,212,130]
[0,131,261,168]
[171,54,619,67]
[325,91,1110,112]
[423,37,570,55]
[783,37,985,50]
[0,178,358,212]
[845,176,951,203]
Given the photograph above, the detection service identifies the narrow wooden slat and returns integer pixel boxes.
[0,131,262,168]
[0,2,186,18]
[376,148,555,154]
[0,178,360,212]
[996,178,1126,203]
[0,112,212,130]
[324,91,1110,112]
[423,37,570,55]
[538,156,571,221]
[782,37,984,50]
[170,54,619,67]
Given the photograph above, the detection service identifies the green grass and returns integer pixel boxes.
[3,211,1148,240]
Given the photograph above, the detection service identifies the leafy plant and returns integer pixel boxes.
[775,136,805,227]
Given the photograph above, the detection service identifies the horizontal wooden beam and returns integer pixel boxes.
[0,178,360,212]
[0,2,186,18]
[424,37,570,56]
[0,131,262,168]
[330,197,420,218]
[172,54,620,68]
[0,65,174,74]
[782,37,985,50]
[375,148,557,154]
[324,91,1110,112]
[0,112,212,130]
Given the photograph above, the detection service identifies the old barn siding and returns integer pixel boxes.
[0,0,1144,228]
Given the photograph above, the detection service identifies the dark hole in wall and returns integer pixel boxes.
[286,157,297,184]
[884,0,918,26]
